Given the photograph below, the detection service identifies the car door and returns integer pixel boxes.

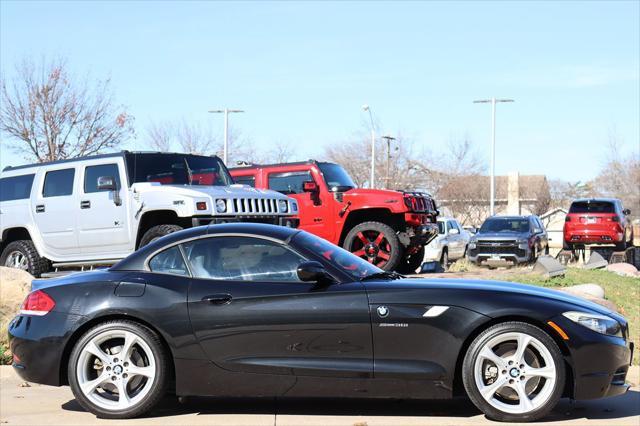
[31,167,78,256]
[267,169,335,241]
[446,220,464,258]
[532,217,548,252]
[77,161,132,256]
[184,235,372,392]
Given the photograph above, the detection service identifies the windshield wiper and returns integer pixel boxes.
[360,271,404,281]
[183,158,194,185]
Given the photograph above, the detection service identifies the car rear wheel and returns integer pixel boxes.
[0,240,50,277]
[462,322,565,422]
[68,320,169,419]
[440,248,449,271]
[343,221,402,271]
[139,224,183,248]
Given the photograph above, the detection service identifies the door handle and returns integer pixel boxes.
[80,200,91,209]
[202,294,232,305]
[35,204,45,213]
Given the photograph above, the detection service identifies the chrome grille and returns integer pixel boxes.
[231,198,279,215]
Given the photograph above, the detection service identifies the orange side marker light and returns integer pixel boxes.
[548,321,569,340]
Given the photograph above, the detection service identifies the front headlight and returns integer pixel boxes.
[215,199,227,213]
[468,241,476,249]
[562,311,622,337]
[278,199,288,213]
[517,238,529,249]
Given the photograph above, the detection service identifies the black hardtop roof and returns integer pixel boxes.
[110,223,300,272]
[484,215,536,220]
[2,151,222,172]
[570,198,620,204]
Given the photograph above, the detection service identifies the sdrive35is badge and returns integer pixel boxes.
[377,306,389,318]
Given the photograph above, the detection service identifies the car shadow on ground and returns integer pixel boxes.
[61,390,640,422]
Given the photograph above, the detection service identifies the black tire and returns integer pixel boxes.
[68,320,169,419]
[343,221,403,271]
[615,241,627,252]
[544,245,550,256]
[0,240,49,277]
[139,225,183,248]
[462,322,565,422]
[440,248,449,271]
[529,245,538,264]
[397,247,425,274]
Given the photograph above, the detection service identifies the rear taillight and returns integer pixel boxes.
[20,290,55,316]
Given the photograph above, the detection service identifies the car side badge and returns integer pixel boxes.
[423,306,449,317]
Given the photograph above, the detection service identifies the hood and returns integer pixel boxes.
[474,232,528,240]
[344,188,404,198]
[131,183,288,199]
[384,277,619,318]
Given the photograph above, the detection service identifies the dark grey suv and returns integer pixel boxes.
[467,215,548,265]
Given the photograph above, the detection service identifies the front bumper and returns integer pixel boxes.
[468,243,531,264]
[564,230,624,245]
[550,315,633,400]
[191,216,300,228]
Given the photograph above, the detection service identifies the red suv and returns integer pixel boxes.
[563,198,633,251]
[230,161,439,272]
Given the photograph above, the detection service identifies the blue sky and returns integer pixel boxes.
[1,0,638,181]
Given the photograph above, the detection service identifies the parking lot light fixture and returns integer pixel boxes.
[208,108,244,164]
[362,104,376,188]
[473,98,514,216]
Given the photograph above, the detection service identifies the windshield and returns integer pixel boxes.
[292,231,381,279]
[127,153,233,186]
[569,201,615,214]
[480,218,530,233]
[318,163,356,192]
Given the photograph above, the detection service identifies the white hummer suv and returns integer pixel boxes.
[0,151,299,277]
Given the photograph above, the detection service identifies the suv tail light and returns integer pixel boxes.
[20,290,55,316]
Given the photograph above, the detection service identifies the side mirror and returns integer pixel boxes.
[303,181,319,193]
[623,208,631,215]
[533,228,543,234]
[448,228,459,235]
[297,261,329,283]
[97,176,117,191]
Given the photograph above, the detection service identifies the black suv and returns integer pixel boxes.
[467,215,549,265]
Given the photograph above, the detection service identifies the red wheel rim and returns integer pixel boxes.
[350,230,392,268]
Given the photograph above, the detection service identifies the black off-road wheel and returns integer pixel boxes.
[397,247,425,274]
[0,240,50,277]
[343,221,403,271]
[68,320,169,419]
[462,322,565,422]
[139,225,183,248]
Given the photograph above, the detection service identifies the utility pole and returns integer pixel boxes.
[473,98,514,216]
[362,105,376,188]
[208,108,244,164]
[382,135,396,189]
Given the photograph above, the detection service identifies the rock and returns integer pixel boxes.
[558,284,606,299]
[606,262,640,278]
[0,267,34,345]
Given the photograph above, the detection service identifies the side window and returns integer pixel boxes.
[0,174,35,202]
[234,175,256,187]
[183,236,306,282]
[148,246,189,276]
[268,171,312,195]
[43,168,75,197]
[84,164,121,193]
[447,221,457,233]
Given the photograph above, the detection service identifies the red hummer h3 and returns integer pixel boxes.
[230,161,439,272]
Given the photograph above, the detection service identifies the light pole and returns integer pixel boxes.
[473,98,514,216]
[362,104,375,188]
[382,135,397,189]
[208,108,244,164]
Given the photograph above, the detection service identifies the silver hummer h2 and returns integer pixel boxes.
[0,151,299,277]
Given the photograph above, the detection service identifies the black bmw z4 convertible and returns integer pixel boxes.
[8,223,633,422]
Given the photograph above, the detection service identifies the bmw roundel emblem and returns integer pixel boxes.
[377,306,389,318]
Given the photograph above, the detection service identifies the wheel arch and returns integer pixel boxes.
[451,315,575,399]
[338,208,403,246]
[136,210,191,249]
[59,313,176,392]
[1,227,33,254]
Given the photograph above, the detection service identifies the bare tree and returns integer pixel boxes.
[1,58,134,162]
[147,120,173,152]
[264,140,298,164]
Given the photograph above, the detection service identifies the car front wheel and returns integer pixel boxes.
[343,221,402,270]
[462,322,565,422]
[68,320,169,419]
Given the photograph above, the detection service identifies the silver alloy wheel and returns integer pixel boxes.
[76,330,156,411]
[474,332,557,415]
[4,250,28,270]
